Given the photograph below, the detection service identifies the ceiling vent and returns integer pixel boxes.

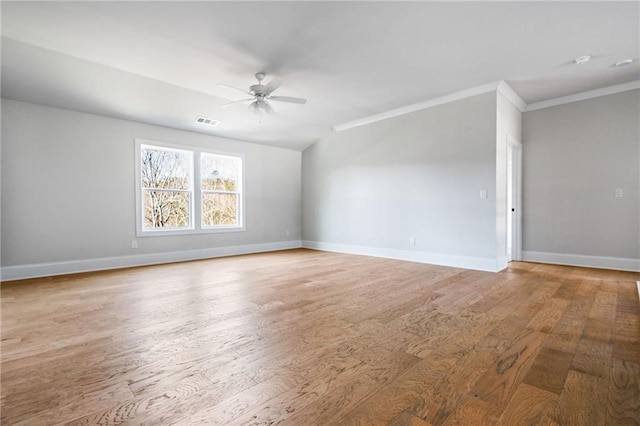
[574,55,591,65]
[614,59,634,67]
[195,116,220,127]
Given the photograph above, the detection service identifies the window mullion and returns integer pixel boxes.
[194,151,202,230]
[201,190,240,195]
[141,187,191,193]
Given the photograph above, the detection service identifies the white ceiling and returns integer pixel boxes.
[2,1,639,151]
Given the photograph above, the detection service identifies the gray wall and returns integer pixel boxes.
[522,89,639,260]
[302,92,499,265]
[1,99,302,268]
[6,88,635,276]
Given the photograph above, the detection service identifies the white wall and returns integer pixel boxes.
[522,89,639,271]
[1,99,302,279]
[495,92,523,268]
[302,92,501,271]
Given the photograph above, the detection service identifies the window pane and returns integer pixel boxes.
[141,146,191,190]
[202,193,238,226]
[143,190,190,229]
[201,154,240,191]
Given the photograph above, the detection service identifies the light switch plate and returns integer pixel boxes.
[615,188,623,198]
[480,190,488,199]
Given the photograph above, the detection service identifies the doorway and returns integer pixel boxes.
[506,136,522,261]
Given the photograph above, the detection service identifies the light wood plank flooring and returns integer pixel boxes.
[1,249,639,425]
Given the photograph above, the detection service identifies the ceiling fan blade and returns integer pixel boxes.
[215,83,252,96]
[263,78,282,95]
[219,98,253,108]
[268,95,307,104]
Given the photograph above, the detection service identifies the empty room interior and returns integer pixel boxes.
[1,1,639,425]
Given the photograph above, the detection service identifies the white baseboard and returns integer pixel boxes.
[302,240,502,272]
[522,251,640,272]
[1,240,303,282]
[8,244,632,282]
[496,256,509,272]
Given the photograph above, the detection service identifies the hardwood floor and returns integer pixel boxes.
[1,249,639,425]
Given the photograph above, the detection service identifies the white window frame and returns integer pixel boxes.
[135,138,245,236]
[200,152,244,231]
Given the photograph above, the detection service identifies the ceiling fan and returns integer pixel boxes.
[216,72,307,114]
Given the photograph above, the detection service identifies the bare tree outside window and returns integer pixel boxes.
[201,154,241,226]
[136,140,243,234]
[141,146,192,229]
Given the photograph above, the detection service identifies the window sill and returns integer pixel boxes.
[136,226,245,237]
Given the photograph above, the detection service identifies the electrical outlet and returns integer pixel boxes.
[131,240,138,249]
[615,188,623,198]
[285,230,290,237]
[410,236,416,246]
[480,190,488,199]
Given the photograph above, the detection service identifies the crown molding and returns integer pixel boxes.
[525,80,640,112]
[333,81,502,132]
[332,79,640,132]
[497,81,526,112]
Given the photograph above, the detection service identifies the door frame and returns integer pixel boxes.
[507,135,523,261]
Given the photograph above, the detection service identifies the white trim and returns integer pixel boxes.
[525,81,640,112]
[136,138,195,235]
[135,138,246,236]
[0,241,302,282]
[333,81,502,132]
[497,81,526,112]
[507,135,523,261]
[332,79,640,131]
[522,251,640,272]
[637,281,640,303]
[303,240,503,272]
[496,256,508,272]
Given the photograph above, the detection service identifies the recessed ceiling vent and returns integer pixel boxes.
[574,55,591,65]
[614,59,634,67]
[195,116,220,127]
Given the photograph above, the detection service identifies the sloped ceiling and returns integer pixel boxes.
[2,1,639,150]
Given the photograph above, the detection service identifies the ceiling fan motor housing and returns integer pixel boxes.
[250,84,267,96]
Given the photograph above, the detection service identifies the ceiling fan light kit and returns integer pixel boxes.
[217,73,307,114]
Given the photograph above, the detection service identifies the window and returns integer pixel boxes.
[201,153,242,228]
[135,139,244,235]
[140,144,193,230]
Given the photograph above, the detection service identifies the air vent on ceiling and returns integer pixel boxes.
[195,116,220,127]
